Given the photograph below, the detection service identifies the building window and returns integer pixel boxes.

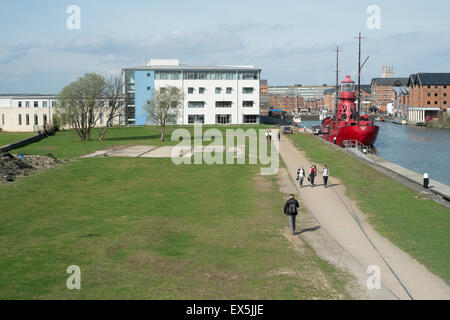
[147,86,151,91]
[188,114,205,124]
[444,101,447,105]
[34,114,38,125]
[155,71,181,80]
[100,113,104,125]
[34,101,38,107]
[26,101,30,108]
[216,101,232,108]
[18,101,22,107]
[243,115,258,123]
[199,87,205,94]
[435,101,438,105]
[427,93,431,97]
[427,85,431,89]
[444,93,447,97]
[242,87,254,94]
[215,87,222,94]
[26,114,30,125]
[18,114,22,125]
[43,101,47,108]
[43,114,47,124]
[215,114,231,124]
[188,101,205,108]
[188,87,194,94]
[52,101,56,107]
[427,101,431,105]
[226,87,232,94]
[435,85,438,89]
[242,101,254,107]
[147,73,151,77]
[444,85,447,89]
[238,71,258,80]
[119,114,123,123]
[435,93,438,97]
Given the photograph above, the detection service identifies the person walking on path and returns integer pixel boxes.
[284,194,300,235]
[322,165,330,188]
[297,166,305,188]
[268,129,272,141]
[308,165,317,187]
[265,129,269,141]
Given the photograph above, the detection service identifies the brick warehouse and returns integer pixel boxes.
[407,73,450,122]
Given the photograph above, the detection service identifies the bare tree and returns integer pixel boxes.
[56,73,106,141]
[99,76,125,141]
[144,86,184,141]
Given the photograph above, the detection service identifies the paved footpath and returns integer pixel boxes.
[278,134,450,300]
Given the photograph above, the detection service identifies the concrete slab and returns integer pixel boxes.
[140,146,176,158]
[107,146,157,157]
[80,149,111,158]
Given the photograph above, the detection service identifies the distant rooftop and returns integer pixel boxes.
[371,77,409,86]
[408,73,450,86]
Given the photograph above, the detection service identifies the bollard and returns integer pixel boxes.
[423,173,429,189]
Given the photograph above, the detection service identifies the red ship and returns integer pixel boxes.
[321,75,379,146]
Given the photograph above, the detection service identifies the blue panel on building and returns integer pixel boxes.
[134,70,154,125]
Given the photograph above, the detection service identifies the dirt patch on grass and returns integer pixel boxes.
[252,174,273,192]
[0,152,63,185]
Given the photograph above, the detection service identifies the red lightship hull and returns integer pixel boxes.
[322,121,379,147]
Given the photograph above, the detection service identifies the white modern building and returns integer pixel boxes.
[122,59,261,125]
[0,94,57,132]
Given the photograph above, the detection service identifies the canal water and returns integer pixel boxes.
[301,121,450,185]
[374,122,450,186]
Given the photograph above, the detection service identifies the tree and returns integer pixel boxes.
[56,73,106,141]
[99,76,125,141]
[144,86,184,141]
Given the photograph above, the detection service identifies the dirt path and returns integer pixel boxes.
[278,133,450,300]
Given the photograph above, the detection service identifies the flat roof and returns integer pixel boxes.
[123,64,261,72]
[0,94,56,98]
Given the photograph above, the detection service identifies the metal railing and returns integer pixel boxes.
[343,139,375,155]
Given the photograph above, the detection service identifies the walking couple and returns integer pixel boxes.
[297,164,330,188]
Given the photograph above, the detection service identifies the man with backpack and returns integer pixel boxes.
[284,194,300,235]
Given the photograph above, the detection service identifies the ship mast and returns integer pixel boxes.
[332,46,342,115]
[354,32,369,125]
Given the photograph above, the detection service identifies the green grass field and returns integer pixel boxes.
[0,126,352,299]
[0,132,35,147]
[289,133,450,283]
[12,125,271,159]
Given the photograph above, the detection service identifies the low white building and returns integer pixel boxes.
[0,94,57,132]
[122,59,261,125]
[0,94,125,132]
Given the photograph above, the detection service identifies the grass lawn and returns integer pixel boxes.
[12,125,271,159]
[289,133,450,283]
[0,132,35,147]
[0,127,352,299]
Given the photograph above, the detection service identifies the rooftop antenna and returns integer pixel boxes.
[332,46,343,115]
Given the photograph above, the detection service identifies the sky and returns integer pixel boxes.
[1,0,450,93]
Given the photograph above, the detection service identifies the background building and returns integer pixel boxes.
[407,73,450,122]
[0,94,57,132]
[370,77,409,112]
[122,59,261,125]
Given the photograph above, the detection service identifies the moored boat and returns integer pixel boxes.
[321,75,379,147]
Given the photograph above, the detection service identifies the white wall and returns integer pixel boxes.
[154,78,260,125]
